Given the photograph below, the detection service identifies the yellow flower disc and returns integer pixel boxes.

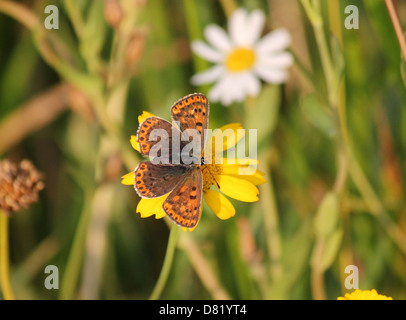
[225,48,256,72]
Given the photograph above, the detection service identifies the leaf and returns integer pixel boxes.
[301,93,337,138]
[79,0,106,69]
[267,218,313,299]
[314,192,339,240]
[318,227,344,272]
[311,192,343,272]
[245,84,281,145]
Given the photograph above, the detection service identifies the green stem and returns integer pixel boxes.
[63,0,85,40]
[302,0,341,301]
[177,229,231,300]
[260,163,282,285]
[349,154,406,256]
[385,0,406,63]
[0,212,14,300]
[311,241,327,300]
[310,0,338,108]
[149,225,179,300]
[182,0,211,94]
[59,190,93,300]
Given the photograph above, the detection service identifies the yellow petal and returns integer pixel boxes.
[181,225,197,232]
[138,111,155,124]
[204,189,235,220]
[204,123,244,155]
[121,172,134,185]
[217,175,259,202]
[222,158,259,166]
[218,123,244,152]
[221,166,266,185]
[136,195,168,219]
[130,135,140,152]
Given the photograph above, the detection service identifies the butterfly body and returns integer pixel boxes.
[134,93,209,229]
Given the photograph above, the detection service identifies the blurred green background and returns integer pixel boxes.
[0,0,405,300]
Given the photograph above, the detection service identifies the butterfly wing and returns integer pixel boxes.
[171,93,209,154]
[163,167,203,229]
[134,161,189,198]
[137,116,186,163]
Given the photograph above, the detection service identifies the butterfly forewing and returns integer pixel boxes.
[163,168,203,228]
[134,161,189,198]
[137,116,185,163]
[171,93,209,154]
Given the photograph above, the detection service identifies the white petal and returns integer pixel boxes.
[208,76,230,102]
[220,74,247,105]
[209,74,240,106]
[191,40,224,63]
[222,84,239,105]
[246,10,266,45]
[208,72,260,105]
[256,28,291,54]
[204,24,233,53]
[256,52,293,69]
[228,8,249,46]
[230,78,246,102]
[191,65,225,85]
[254,66,289,84]
[243,72,261,97]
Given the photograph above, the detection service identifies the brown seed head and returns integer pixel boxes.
[0,159,44,215]
[105,0,123,29]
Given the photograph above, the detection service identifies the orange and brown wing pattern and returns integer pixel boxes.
[163,168,203,228]
[137,116,180,159]
[134,161,188,198]
[171,93,209,152]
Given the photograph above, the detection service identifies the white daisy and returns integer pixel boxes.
[190,8,293,106]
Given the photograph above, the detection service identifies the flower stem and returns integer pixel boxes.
[149,225,179,300]
[177,230,231,300]
[311,241,327,300]
[385,0,406,63]
[311,0,338,108]
[0,212,15,300]
[260,163,282,284]
[349,154,406,256]
[59,190,94,300]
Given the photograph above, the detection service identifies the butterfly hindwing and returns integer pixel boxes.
[134,161,189,198]
[163,167,203,229]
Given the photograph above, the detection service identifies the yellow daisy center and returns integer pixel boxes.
[225,48,256,72]
[201,164,222,191]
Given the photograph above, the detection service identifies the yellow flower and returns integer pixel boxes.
[121,111,265,231]
[337,289,393,300]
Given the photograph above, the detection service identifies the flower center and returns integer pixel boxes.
[225,48,256,72]
[201,164,222,191]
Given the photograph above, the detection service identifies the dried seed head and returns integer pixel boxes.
[0,159,44,215]
[125,30,146,71]
[105,0,123,29]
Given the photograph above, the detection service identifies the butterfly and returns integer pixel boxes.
[133,93,209,229]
